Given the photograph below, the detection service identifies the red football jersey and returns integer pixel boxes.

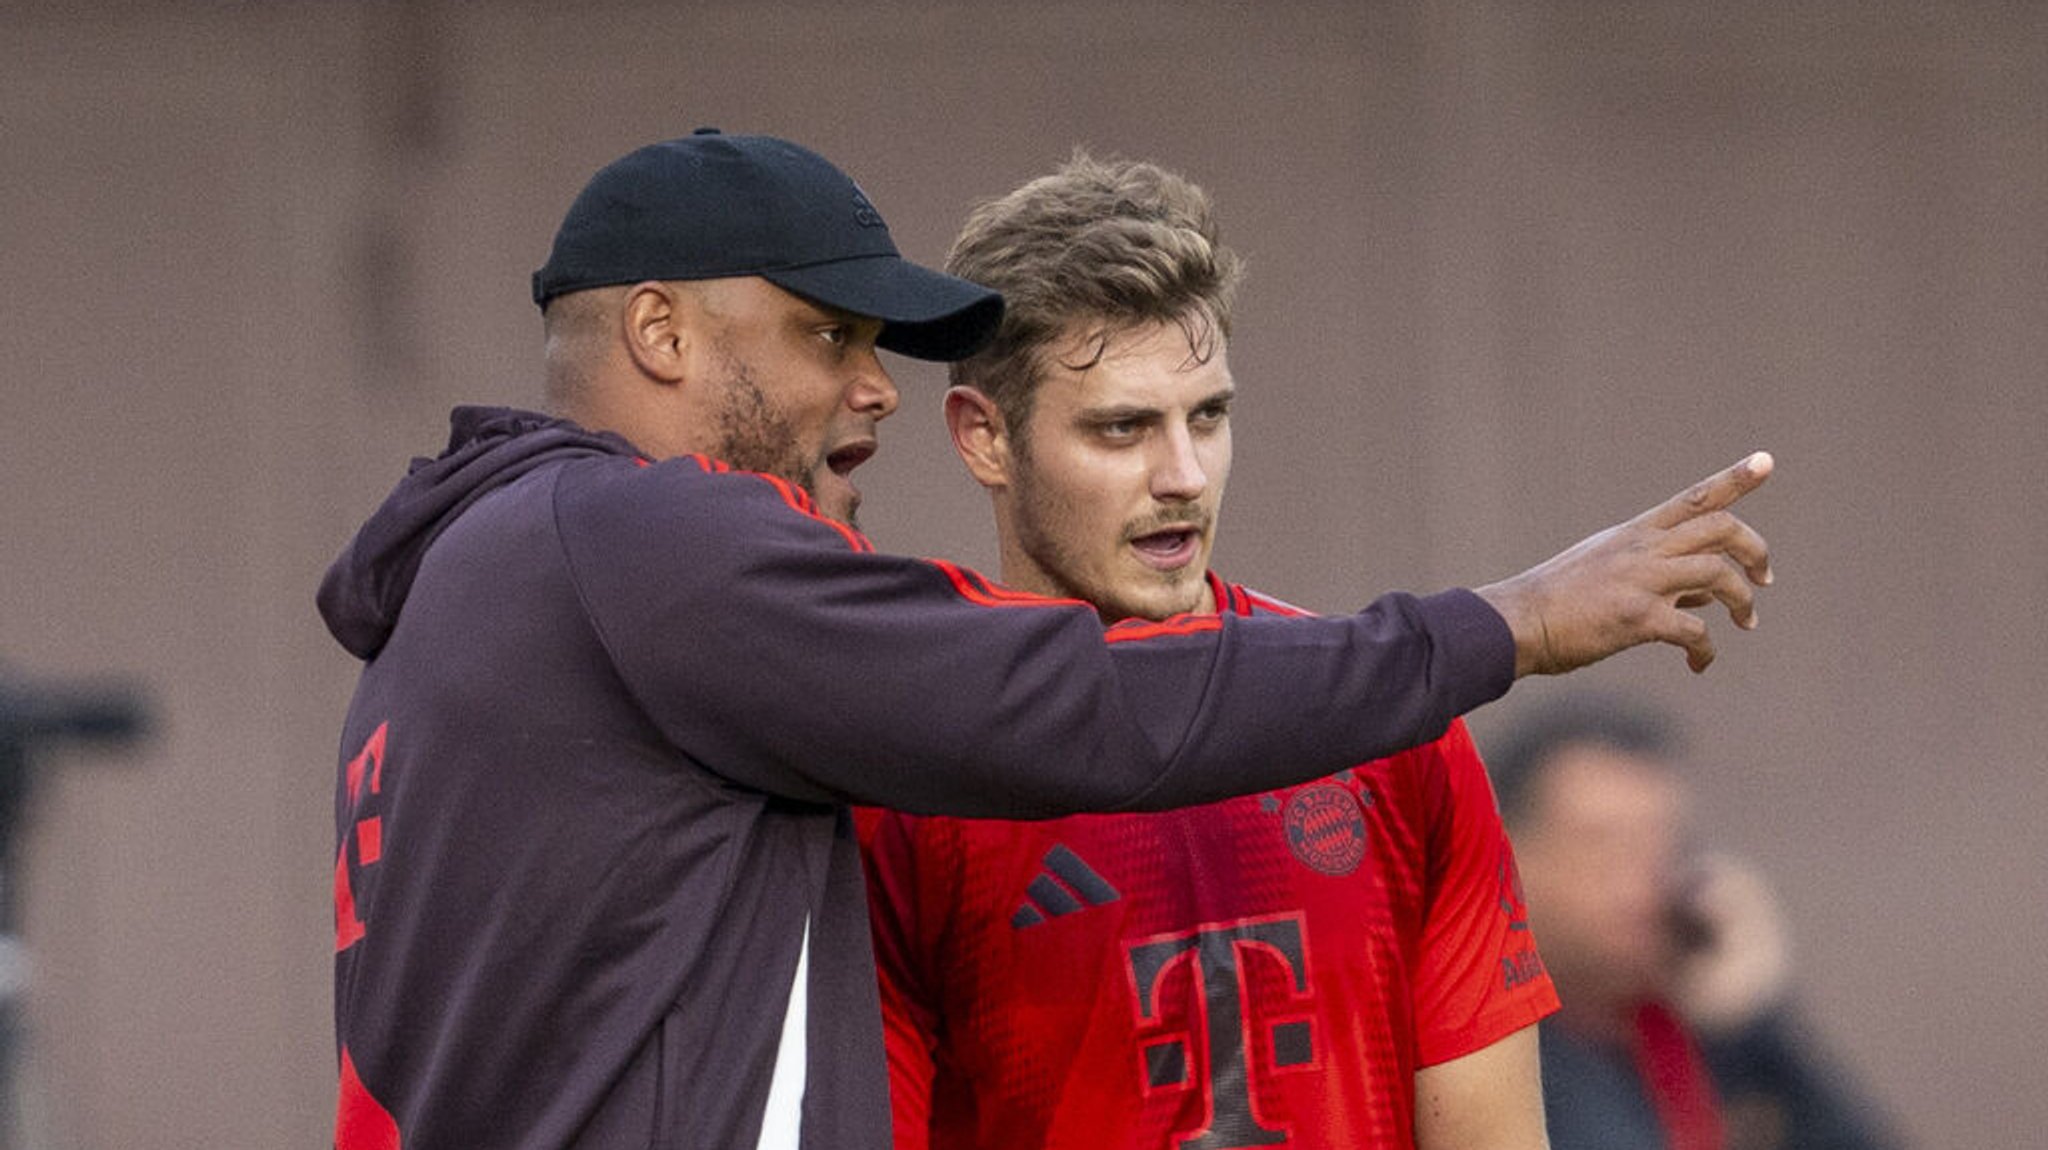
[860,578,1558,1150]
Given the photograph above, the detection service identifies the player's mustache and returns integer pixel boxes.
[1123,504,1213,539]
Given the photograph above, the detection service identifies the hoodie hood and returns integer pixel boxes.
[318,406,637,660]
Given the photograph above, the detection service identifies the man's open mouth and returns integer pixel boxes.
[1130,527,1201,564]
[827,441,876,476]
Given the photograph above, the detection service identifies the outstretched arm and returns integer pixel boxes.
[1478,452,1775,676]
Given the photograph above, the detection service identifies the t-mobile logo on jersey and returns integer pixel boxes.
[1126,914,1313,1150]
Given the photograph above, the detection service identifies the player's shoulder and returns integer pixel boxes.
[557,450,760,509]
[556,450,871,552]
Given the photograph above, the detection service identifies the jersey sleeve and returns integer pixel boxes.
[1412,719,1560,1067]
[552,456,1516,817]
[861,809,947,1150]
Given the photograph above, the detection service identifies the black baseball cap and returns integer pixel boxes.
[532,129,1002,361]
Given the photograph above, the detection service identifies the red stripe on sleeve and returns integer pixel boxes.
[1240,588,1314,618]
[923,559,1088,609]
[752,471,875,553]
[1103,613,1225,642]
[673,453,875,553]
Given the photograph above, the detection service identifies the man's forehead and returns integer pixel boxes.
[1046,337,1235,404]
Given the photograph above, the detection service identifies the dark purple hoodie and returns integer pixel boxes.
[318,406,1512,1150]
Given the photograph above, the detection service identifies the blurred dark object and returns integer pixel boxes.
[0,670,150,883]
[0,676,149,743]
[0,666,150,1150]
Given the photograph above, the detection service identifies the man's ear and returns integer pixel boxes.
[621,281,691,384]
[944,386,1012,490]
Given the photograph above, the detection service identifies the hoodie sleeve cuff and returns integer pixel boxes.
[1416,588,1517,716]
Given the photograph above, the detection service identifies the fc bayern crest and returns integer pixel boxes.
[1283,783,1367,876]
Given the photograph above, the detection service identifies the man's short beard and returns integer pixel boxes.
[710,342,839,519]
[1006,455,1091,604]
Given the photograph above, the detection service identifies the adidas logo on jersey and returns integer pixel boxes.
[1011,844,1121,928]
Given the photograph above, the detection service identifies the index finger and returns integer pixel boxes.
[1641,451,1775,530]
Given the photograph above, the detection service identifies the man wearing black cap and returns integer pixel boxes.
[318,131,1775,1150]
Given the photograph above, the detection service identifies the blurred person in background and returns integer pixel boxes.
[1489,696,1905,1150]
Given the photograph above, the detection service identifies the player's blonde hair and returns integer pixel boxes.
[945,151,1244,448]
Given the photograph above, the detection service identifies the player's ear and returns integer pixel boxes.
[621,281,693,385]
[945,386,1012,490]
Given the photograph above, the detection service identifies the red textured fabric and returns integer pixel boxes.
[861,578,1557,1150]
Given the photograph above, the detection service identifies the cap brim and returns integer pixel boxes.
[765,257,1002,362]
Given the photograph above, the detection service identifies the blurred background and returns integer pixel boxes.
[2,1,2041,1145]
